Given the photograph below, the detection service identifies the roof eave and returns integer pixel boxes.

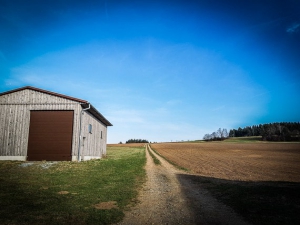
[81,103,113,127]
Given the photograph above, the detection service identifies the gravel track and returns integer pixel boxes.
[117,145,251,225]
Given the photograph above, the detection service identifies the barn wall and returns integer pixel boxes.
[0,89,82,160]
[80,110,107,160]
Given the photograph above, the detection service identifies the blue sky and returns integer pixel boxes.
[1,0,299,143]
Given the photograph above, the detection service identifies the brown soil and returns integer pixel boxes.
[151,142,300,182]
[117,145,251,225]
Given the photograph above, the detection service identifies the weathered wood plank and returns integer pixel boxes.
[0,88,108,160]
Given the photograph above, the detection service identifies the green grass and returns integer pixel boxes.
[176,137,262,143]
[185,140,205,143]
[224,136,300,143]
[0,146,146,225]
[147,146,161,165]
[223,136,263,142]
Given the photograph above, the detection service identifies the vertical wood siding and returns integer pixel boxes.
[80,110,107,159]
[0,89,82,159]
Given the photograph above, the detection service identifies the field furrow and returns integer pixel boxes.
[151,142,300,182]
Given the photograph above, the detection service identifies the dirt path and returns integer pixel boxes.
[117,145,251,225]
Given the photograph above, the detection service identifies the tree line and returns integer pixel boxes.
[126,139,149,143]
[229,122,300,141]
[203,128,229,141]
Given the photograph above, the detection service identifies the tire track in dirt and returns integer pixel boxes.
[117,144,251,225]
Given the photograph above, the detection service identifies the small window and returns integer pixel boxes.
[82,137,86,146]
[88,124,92,134]
[101,131,103,139]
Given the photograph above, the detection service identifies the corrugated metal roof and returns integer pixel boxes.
[0,86,113,126]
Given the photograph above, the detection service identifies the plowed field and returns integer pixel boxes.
[151,142,300,182]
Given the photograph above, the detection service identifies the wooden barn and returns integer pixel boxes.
[0,86,112,161]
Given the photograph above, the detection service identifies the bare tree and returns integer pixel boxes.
[222,128,228,139]
[203,128,229,141]
[203,134,210,140]
[217,128,222,139]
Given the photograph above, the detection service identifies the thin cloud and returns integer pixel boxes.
[286,23,300,33]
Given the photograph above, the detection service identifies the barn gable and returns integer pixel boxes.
[0,86,87,104]
[0,86,112,161]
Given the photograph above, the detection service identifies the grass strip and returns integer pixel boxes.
[147,145,161,165]
[0,146,146,225]
[149,145,189,171]
[223,136,263,142]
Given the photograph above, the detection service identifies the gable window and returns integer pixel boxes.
[88,124,92,134]
[101,131,103,139]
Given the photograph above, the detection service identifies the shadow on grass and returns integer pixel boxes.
[177,174,300,225]
[0,161,128,225]
[1,178,69,224]
[0,177,123,225]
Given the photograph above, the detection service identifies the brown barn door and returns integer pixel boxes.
[27,111,74,161]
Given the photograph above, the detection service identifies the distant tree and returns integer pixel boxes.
[291,129,299,136]
[229,122,300,142]
[222,128,228,139]
[203,134,211,141]
[211,132,217,140]
[126,139,149,143]
[281,127,291,141]
[230,128,237,137]
[217,128,222,139]
[291,130,300,141]
[203,128,229,141]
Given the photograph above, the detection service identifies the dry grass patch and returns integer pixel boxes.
[57,191,69,195]
[94,201,119,210]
